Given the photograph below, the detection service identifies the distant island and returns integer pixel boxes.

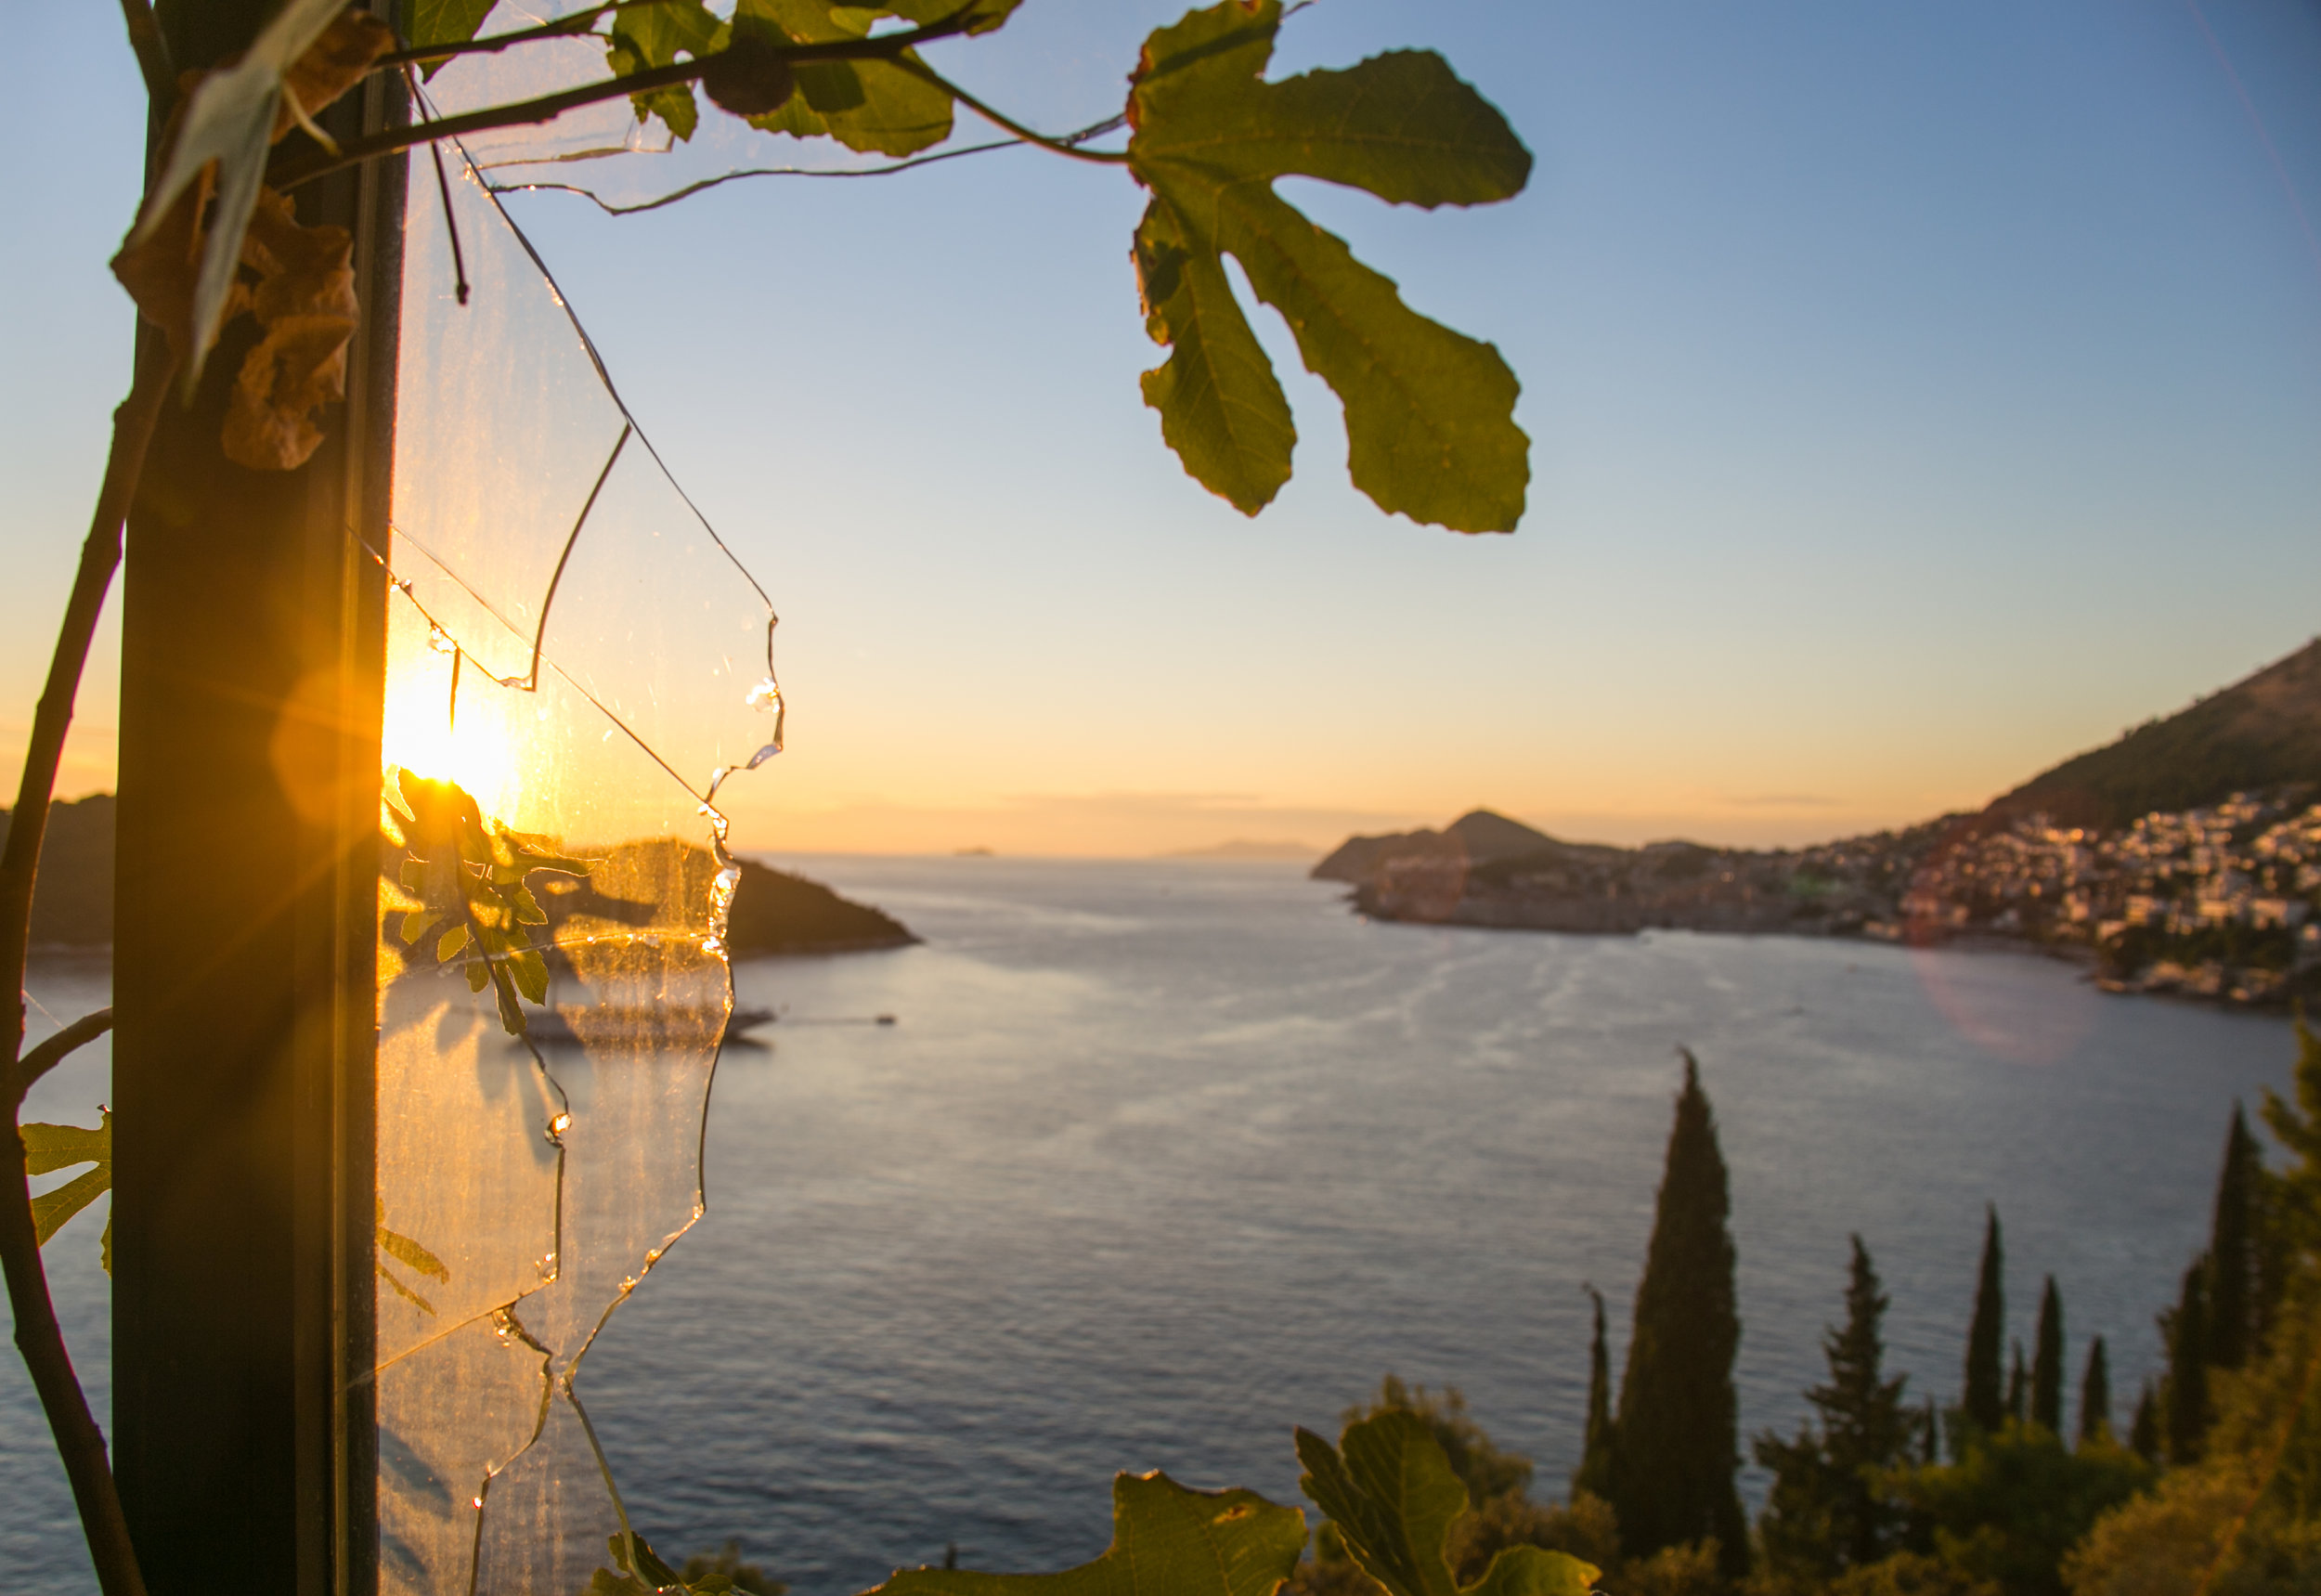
[1316,637,2321,1006]
[0,798,915,959]
[1159,838,1319,861]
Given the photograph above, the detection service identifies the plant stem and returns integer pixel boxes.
[273,6,981,191]
[15,1010,116,1104]
[113,0,174,112]
[0,332,175,1596]
[890,57,1131,164]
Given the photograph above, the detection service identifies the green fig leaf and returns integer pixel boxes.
[605,0,723,141]
[873,0,1021,35]
[1124,0,1530,531]
[737,0,954,155]
[407,0,499,74]
[23,1112,113,1270]
[1295,1413,1595,1596]
[1134,199,1294,514]
[871,1471,1305,1596]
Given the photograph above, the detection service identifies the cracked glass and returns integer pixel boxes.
[373,32,782,1590]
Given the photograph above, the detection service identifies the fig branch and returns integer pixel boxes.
[0,333,177,1596]
[891,55,1130,164]
[273,0,1015,191]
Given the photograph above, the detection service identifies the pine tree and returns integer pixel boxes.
[2077,1334,2110,1447]
[1573,1286,1614,1503]
[1754,1237,1913,1579]
[2006,1340,2027,1426]
[2129,1378,2159,1463]
[2164,1262,2211,1465]
[1963,1206,2006,1437]
[1611,1049,1748,1575]
[2209,1104,2261,1372]
[2031,1277,2065,1434]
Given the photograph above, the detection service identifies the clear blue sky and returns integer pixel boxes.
[6,0,2320,854]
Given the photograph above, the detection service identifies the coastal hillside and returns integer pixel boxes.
[1977,636,2321,832]
[0,795,114,946]
[721,857,916,955]
[1312,808,1554,882]
[1310,638,2321,1005]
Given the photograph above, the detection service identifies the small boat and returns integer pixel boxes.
[518,1003,777,1046]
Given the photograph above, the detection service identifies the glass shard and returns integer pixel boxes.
[376,32,784,1588]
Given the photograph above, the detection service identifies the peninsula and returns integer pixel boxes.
[1316,638,2321,1006]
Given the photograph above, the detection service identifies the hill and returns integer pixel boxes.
[1311,809,1554,882]
[0,796,115,947]
[1160,839,1317,861]
[1977,637,2321,831]
[721,857,916,955]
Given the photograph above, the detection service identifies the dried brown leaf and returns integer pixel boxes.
[111,161,220,361]
[222,187,358,471]
[275,10,396,142]
[111,8,384,387]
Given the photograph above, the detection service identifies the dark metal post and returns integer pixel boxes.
[112,4,403,1589]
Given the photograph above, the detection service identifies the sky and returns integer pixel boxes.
[6,0,2321,857]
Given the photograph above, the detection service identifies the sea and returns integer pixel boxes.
[2,857,2301,1593]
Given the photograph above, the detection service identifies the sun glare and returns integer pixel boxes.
[381,654,522,820]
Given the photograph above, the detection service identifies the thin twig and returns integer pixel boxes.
[113,0,174,111]
[493,139,1018,213]
[272,6,984,192]
[889,56,1132,164]
[492,110,1130,215]
[2,333,173,1086]
[407,67,475,304]
[0,337,174,1596]
[430,139,473,303]
[14,1010,116,1106]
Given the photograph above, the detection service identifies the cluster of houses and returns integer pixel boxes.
[1888,790,2321,1003]
[1332,791,2321,1006]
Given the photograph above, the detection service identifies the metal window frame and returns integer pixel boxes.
[112,6,404,1589]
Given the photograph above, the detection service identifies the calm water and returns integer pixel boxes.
[3,859,2300,1592]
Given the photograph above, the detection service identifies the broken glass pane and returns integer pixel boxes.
[375,37,783,1590]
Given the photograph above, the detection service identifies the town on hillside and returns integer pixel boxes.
[1314,638,2321,1007]
[1322,791,2321,1006]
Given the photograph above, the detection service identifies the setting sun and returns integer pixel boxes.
[380,623,521,821]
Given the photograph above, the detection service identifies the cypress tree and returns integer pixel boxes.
[2209,1105,2260,1371]
[1754,1238,1913,1578]
[2129,1378,2159,1463]
[2031,1277,2065,1434]
[2005,1340,2027,1426]
[1574,1285,1614,1503]
[1611,1049,1748,1575]
[1963,1207,2006,1436]
[2164,1263,2211,1465]
[2078,1335,2110,1447]
[1921,1397,1939,1464]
